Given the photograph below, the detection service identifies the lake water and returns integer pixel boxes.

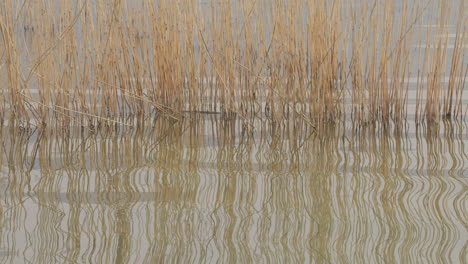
[1,0,468,263]
[0,118,467,263]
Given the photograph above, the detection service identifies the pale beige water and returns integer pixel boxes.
[0,119,466,263]
[1,1,468,262]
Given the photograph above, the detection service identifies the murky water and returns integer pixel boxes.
[0,119,466,263]
[1,1,468,262]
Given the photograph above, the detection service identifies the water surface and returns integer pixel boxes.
[0,119,466,263]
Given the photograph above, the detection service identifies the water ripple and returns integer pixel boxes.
[0,120,467,263]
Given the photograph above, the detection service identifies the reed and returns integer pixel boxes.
[0,0,466,128]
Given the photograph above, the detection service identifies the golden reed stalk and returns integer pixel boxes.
[0,0,466,128]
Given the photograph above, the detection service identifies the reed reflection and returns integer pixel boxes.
[0,119,466,263]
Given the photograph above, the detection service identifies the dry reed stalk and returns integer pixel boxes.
[416,2,434,123]
[424,0,451,123]
[0,0,466,128]
[444,0,467,119]
[350,1,367,125]
[392,0,415,123]
[18,89,134,128]
[0,0,28,121]
[0,40,5,120]
[379,0,395,122]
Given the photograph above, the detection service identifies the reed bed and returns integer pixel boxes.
[0,0,467,128]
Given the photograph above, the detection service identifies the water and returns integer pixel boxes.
[1,0,468,262]
[0,119,467,263]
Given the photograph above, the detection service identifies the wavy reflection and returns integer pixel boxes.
[0,119,467,263]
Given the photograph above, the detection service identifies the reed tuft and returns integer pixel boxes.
[0,0,466,128]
